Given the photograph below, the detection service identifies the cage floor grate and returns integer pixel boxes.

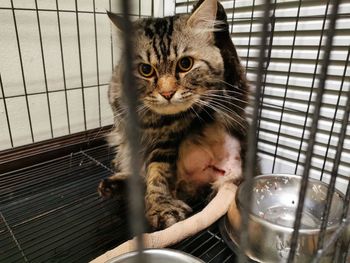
[0,144,235,262]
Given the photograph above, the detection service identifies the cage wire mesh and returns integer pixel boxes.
[0,0,349,262]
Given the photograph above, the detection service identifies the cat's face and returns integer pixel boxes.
[132,14,224,115]
[111,0,225,116]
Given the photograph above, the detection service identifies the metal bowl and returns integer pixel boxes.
[224,174,345,263]
[106,249,204,263]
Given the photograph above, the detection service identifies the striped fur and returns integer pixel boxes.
[99,0,250,229]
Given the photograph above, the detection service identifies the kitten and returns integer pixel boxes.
[98,0,250,230]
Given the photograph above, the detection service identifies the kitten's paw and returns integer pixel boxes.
[146,199,192,229]
[98,178,124,199]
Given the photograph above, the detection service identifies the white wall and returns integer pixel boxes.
[1,0,113,149]
[0,0,175,150]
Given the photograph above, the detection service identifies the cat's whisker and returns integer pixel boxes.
[208,100,247,126]
[113,111,126,119]
[200,104,215,121]
[203,105,247,134]
[201,98,247,126]
[201,93,248,108]
[192,99,215,121]
[190,106,204,123]
[205,90,247,99]
[200,94,247,113]
[217,79,250,93]
[205,100,247,117]
[195,99,247,133]
[137,105,151,119]
[113,105,127,117]
[208,77,250,93]
[136,104,148,113]
[205,89,249,101]
[87,126,113,145]
[211,110,247,133]
[207,87,249,96]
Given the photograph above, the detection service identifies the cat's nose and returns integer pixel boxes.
[160,91,175,100]
[158,75,177,100]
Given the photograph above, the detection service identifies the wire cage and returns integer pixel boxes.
[0,0,349,262]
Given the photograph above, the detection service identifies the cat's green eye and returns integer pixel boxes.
[139,63,155,77]
[177,57,194,72]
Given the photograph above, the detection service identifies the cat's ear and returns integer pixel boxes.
[107,11,125,31]
[187,0,217,29]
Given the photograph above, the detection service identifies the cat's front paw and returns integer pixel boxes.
[146,198,192,229]
[98,178,124,199]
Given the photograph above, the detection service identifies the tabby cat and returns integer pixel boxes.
[98,0,249,230]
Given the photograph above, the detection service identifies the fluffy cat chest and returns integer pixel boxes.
[177,123,242,188]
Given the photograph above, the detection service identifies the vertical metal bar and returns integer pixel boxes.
[239,1,272,262]
[10,0,35,143]
[343,181,350,227]
[314,67,350,262]
[0,74,14,148]
[341,182,350,263]
[34,0,54,138]
[256,0,276,142]
[93,0,102,127]
[319,46,349,180]
[109,0,114,70]
[338,233,347,263]
[343,246,350,263]
[313,214,350,262]
[264,1,276,71]
[74,0,87,131]
[151,0,154,17]
[139,0,141,18]
[245,0,256,72]
[120,0,145,261]
[55,0,71,134]
[287,0,341,261]
[294,0,330,175]
[230,0,235,35]
[271,0,302,173]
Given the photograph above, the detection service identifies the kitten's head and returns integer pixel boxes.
[110,0,228,116]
